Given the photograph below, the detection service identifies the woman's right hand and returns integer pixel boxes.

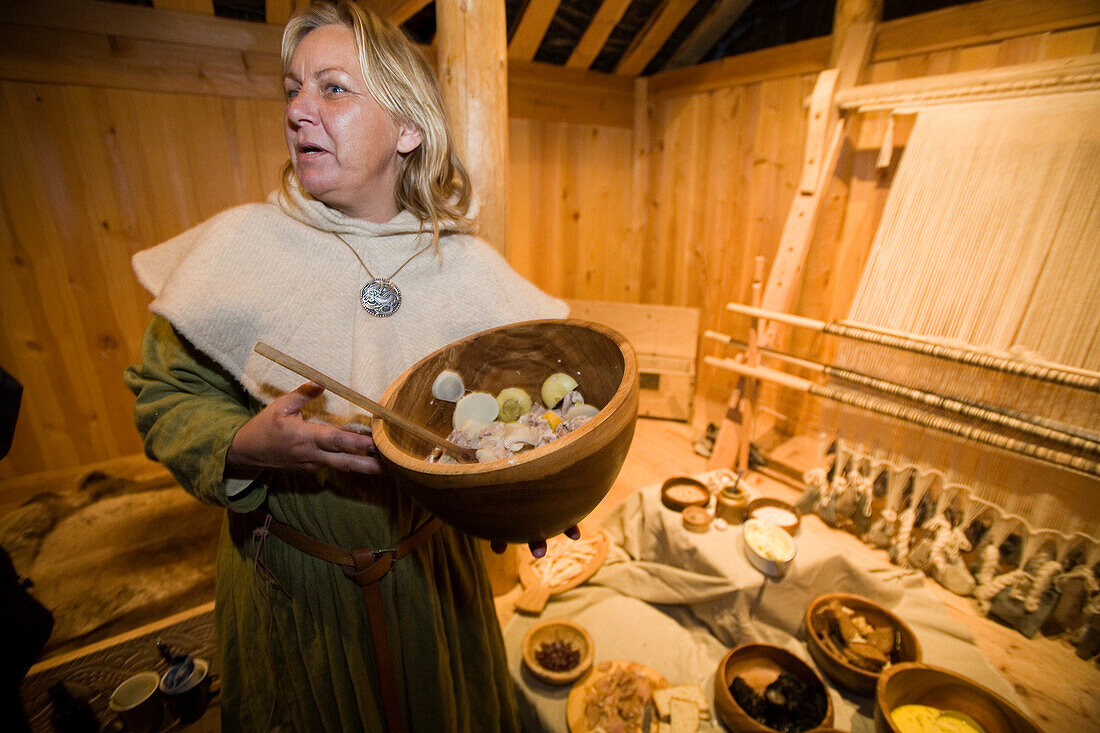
[226,381,384,476]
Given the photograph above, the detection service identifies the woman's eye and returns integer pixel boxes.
[285,88,299,101]
[325,84,346,94]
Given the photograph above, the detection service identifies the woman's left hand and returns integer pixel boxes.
[490,525,581,558]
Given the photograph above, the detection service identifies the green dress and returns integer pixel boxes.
[124,315,521,732]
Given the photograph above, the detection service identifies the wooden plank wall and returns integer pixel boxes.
[643,0,1100,437]
[1,0,1097,483]
[0,1,637,481]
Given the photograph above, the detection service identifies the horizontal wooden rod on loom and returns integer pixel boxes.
[833,54,1100,112]
[704,356,1100,478]
[704,330,1100,453]
[725,303,1100,392]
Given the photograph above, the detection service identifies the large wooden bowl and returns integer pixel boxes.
[875,663,1042,733]
[714,643,834,732]
[804,592,921,696]
[373,319,638,543]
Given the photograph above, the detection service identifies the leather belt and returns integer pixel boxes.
[248,508,441,733]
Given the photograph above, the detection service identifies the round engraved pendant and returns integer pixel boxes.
[360,278,401,317]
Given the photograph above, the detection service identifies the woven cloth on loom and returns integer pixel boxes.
[830,91,1100,535]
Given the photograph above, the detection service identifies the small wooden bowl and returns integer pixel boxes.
[373,319,638,544]
[875,662,1042,733]
[745,497,802,534]
[714,643,834,732]
[661,476,710,511]
[522,619,594,686]
[805,593,922,696]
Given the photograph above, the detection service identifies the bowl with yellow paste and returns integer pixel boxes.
[875,663,1042,733]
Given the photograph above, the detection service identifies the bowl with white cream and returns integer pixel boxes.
[741,518,797,578]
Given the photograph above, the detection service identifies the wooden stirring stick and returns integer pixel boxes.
[254,342,477,463]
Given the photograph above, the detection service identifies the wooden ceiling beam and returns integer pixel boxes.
[663,0,751,71]
[152,0,214,12]
[361,0,434,25]
[566,0,632,70]
[509,0,562,61]
[6,0,284,52]
[266,0,313,26]
[614,0,696,76]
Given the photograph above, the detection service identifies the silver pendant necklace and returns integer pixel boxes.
[333,232,433,318]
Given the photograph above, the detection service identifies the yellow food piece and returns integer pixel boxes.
[496,387,533,422]
[541,411,562,430]
[891,705,984,733]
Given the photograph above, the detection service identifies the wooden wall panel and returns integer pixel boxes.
[1,0,1097,483]
[0,83,287,479]
[508,119,636,302]
[0,7,636,481]
[660,21,1100,435]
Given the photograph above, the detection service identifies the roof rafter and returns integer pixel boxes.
[509,0,563,61]
[566,0,633,70]
[664,0,751,70]
[615,0,697,76]
[360,0,433,25]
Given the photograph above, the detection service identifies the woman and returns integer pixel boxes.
[124,2,566,730]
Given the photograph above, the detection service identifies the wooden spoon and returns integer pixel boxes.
[254,342,477,463]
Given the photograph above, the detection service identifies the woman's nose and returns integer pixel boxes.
[286,89,318,127]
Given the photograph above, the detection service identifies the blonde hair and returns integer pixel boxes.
[281,0,472,245]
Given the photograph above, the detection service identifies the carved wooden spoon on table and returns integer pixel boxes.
[253,342,478,463]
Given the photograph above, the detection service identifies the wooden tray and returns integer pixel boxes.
[566,660,669,732]
[515,528,610,614]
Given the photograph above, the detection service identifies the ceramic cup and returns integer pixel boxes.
[159,657,212,724]
[108,671,165,732]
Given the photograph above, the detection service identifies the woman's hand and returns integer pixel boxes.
[491,525,582,558]
[226,381,384,476]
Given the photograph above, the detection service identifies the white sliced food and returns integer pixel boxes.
[452,391,499,431]
[565,403,599,420]
[431,370,465,402]
[502,423,539,452]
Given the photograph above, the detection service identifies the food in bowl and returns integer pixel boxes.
[812,598,901,674]
[743,519,796,563]
[891,704,985,733]
[728,671,828,732]
[751,505,800,527]
[534,637,582,672]
[429,372,599,463]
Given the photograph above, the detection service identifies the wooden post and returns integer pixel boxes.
[831,0,881,64]
[436,1,515,587]
[738,256,765,473]
[435,0,510,255]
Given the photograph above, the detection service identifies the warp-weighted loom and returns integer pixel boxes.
[705,40,1100,650]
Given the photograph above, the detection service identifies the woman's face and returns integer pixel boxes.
[283,25,422,222]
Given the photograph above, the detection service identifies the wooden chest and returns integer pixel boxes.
[566,300,700,421]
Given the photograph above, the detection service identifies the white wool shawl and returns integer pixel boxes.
[133,184,568,422]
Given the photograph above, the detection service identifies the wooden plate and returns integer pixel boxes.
[566,660,669,732]
[518,528,611,595]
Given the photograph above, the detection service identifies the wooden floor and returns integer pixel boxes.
[14,418,1099,732]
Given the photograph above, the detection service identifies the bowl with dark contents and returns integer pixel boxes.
[714,643,834,732]
[521,618,594,686]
